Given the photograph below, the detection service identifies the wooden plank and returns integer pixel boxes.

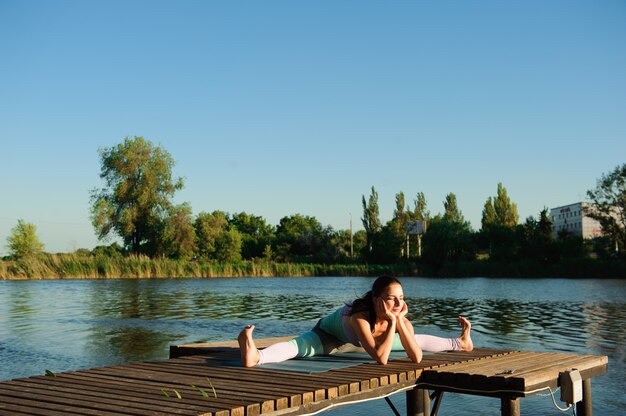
[7,378,215,415]
[54,372,241,416]
[512,355,608,391]
[424,351,537,374]
[0,397,103,416]
[129,360,310,407]
[0,389,142,416]
[123,362,289,412]
[150,365,325,404]
[0,383,199,416]
[83,367,264,416]
[424,352,552,386]
[127,360,317,407]
[65,369,247,416]
[417,352,609,399]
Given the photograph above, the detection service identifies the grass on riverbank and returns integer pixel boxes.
[0,253,416,280]
[2,253,623,280]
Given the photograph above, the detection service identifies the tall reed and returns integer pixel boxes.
[0,253,416,280]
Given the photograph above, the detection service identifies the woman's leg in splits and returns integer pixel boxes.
[414,316,473,352]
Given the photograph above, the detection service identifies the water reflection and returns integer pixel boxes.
[87,324,183,364]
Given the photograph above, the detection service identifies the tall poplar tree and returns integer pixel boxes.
[481,197,497,230]
[493,182,519,227]
[481,183,519,230]
[413,192,429,221]
[361,186,381,254]
[443,193,465,223]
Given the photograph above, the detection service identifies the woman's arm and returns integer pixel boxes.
[395,303,422,363]
[349,300,397,365]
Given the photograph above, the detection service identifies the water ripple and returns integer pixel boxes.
[1,277,624,415]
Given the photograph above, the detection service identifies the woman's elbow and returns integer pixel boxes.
[410,351,423,363]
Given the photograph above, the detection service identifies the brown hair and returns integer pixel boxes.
[348,276,402,329]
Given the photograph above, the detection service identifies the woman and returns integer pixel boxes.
[239,276,473,367]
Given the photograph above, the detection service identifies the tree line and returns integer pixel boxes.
[5,137,625,277]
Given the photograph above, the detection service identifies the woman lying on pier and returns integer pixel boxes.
[239,276,473,367]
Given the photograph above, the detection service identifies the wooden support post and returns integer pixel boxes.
[500,397,520,416]
[576,378,592,416]
[406,387,430,416]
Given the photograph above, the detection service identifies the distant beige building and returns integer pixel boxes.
[550,202,603,239]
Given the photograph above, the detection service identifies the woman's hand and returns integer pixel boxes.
[376,298,396,322]
[398,300,408,319]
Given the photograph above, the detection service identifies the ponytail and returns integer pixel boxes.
[347,276,402,330]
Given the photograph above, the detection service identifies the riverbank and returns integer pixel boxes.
[1,253,624,279]
[0,253,416,280]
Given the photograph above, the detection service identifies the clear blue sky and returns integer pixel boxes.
[1,1,625,255]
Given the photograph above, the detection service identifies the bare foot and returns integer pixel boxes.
[458,316,473,352]
[238,325,260,367]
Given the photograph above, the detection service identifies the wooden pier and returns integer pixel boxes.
[0,337,608,416]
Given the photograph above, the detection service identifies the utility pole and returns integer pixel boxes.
[406,233,410,259]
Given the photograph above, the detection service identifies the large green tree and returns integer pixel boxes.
[479,183,520,260]
[586,163,626,252]
[160,203,197,259]
[6,219,44,258]
[518,208,556,263]
[275,214,334,261]
[443,193,465,224]
[90,136,184,254]
[215,229,243,263]
[422,216,475,272]
[412,192,429,221]
[194,211,229,260]
[361,186,381,256]
[386,191,409,259]
[229,212,275,259]
[481,183,519,230]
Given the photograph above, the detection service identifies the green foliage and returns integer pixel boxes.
[215,228,243,263]
[494,183,519,227]
[194,211,228,259]
[6,220,44,258]
[586,163,626,252]
[92,242,125,257]
[481,197,497,230]
[479,183,521,260]
[442,193,465,224]
[369,192,414,263]
[352,230,367,259]
[330,229,353,259]
[481,183,519,230]
[412,192,429,221]
[275,214,335,262]
[90,136,184,254]
[160,203,197,259]
[361,186,381,256]
[372,223,405,263]
[421,216,475,272]
[229,212,275,259]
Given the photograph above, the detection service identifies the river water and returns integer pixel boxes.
[0,276,624,415]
